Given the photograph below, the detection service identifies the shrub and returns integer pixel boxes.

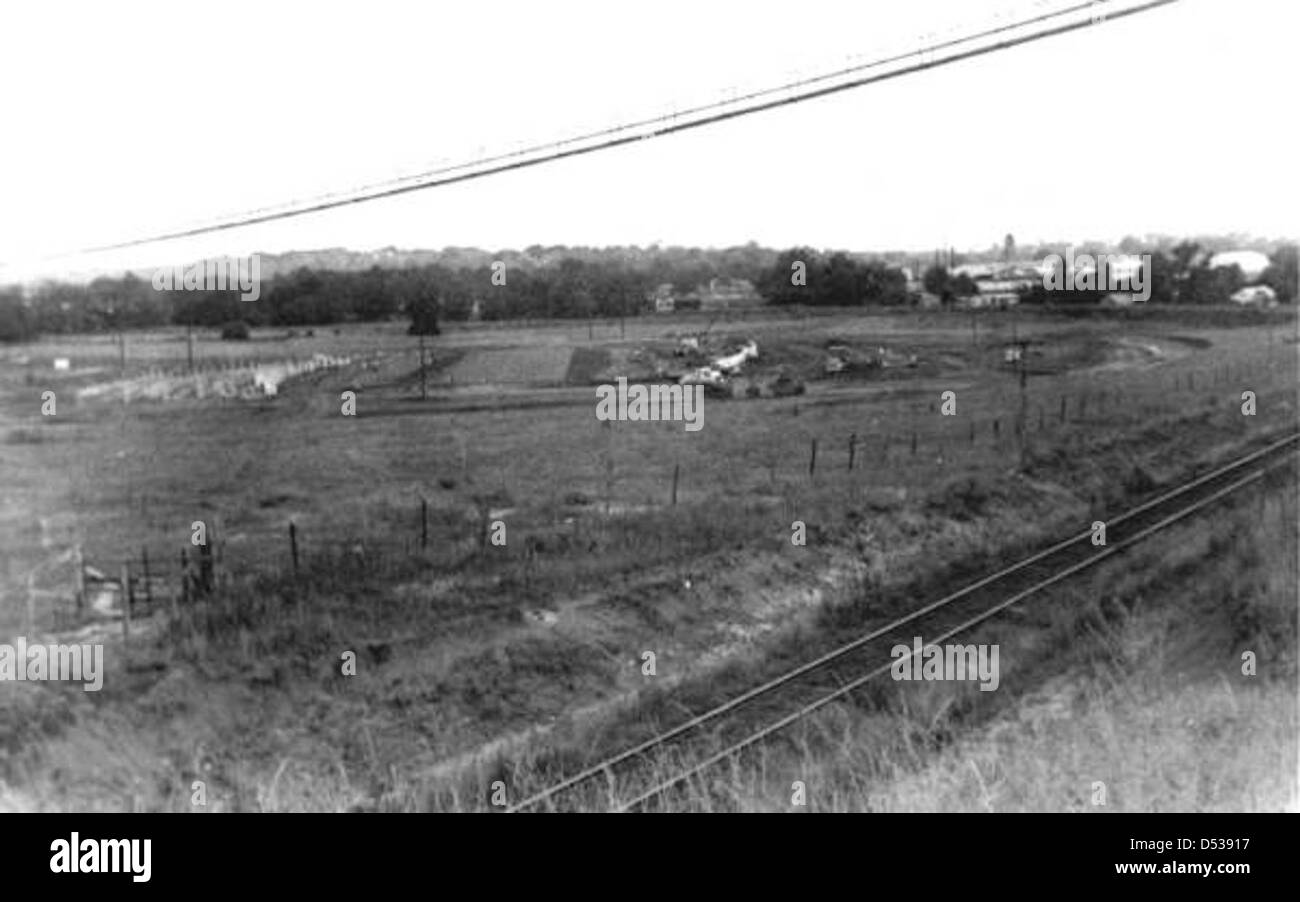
[1125,465,1157,495]
[928,477,990,521]
[220,320,251,341]
[771,374,806,397]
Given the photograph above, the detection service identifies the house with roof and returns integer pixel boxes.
[973,279,1026,308]
[1230,284,1277,306]
[697,277,760,311]
[649,283,676,313]
[1209,250,1270,282]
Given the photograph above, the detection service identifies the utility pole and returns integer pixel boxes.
[113,307,127,417]
[1016,337,1030,466]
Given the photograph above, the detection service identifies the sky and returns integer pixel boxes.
[0,0,1296,282]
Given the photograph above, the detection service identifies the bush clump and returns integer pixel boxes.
[220,320,251,341]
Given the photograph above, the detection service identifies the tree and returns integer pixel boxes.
[922,266,977,306]
[858,261,909,306]
[1170,241,1201,282]
[407,293,441,335]
[922,264,950,298]
[0,288,36,342]
[1182,263,1243,305]
[950,272,978,300]
[755,248,819,305]
[350,266,399,320]
[1141,251,1179,304]
[1262,244,1298,303]
[824,253,862,304]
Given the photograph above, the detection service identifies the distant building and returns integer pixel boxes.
[956,261,1042,283]
[972,279,1027,308]
[952,262,997,281]
[1230,284,1277,306]
[698,277,760,311]
[1209,250,1271,282]
[649,283,676,313]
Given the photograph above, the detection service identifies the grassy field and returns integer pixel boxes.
[630,470,1298,813]
[0,305,1295,811]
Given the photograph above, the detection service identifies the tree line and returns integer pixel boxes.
[1018,242,1298,305]
[0,244,909,342]
[0,255,758,343]
[1,239,1293,343]
[752,248,910,307]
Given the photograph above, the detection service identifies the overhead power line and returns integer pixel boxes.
[23,0,1177,265]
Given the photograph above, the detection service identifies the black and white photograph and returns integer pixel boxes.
[0,0,1295,885]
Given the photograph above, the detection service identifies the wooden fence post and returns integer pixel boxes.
[420,498,428,550]
[809,439,818,478]
[25,573,35,635]
[197,539,212,595]
[126,559,136,613]
[289,521,300,575]
[121,562,131,648]
[848,433,857,471]
[211,515,224,590]
[169,551,179,621]
[141,546,152,611]
[671,463,680,506]
[74,543,85,615]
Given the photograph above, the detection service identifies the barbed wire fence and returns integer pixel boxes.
[3,341,1291,647]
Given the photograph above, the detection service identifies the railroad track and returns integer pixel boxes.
[508,430,1299,812]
